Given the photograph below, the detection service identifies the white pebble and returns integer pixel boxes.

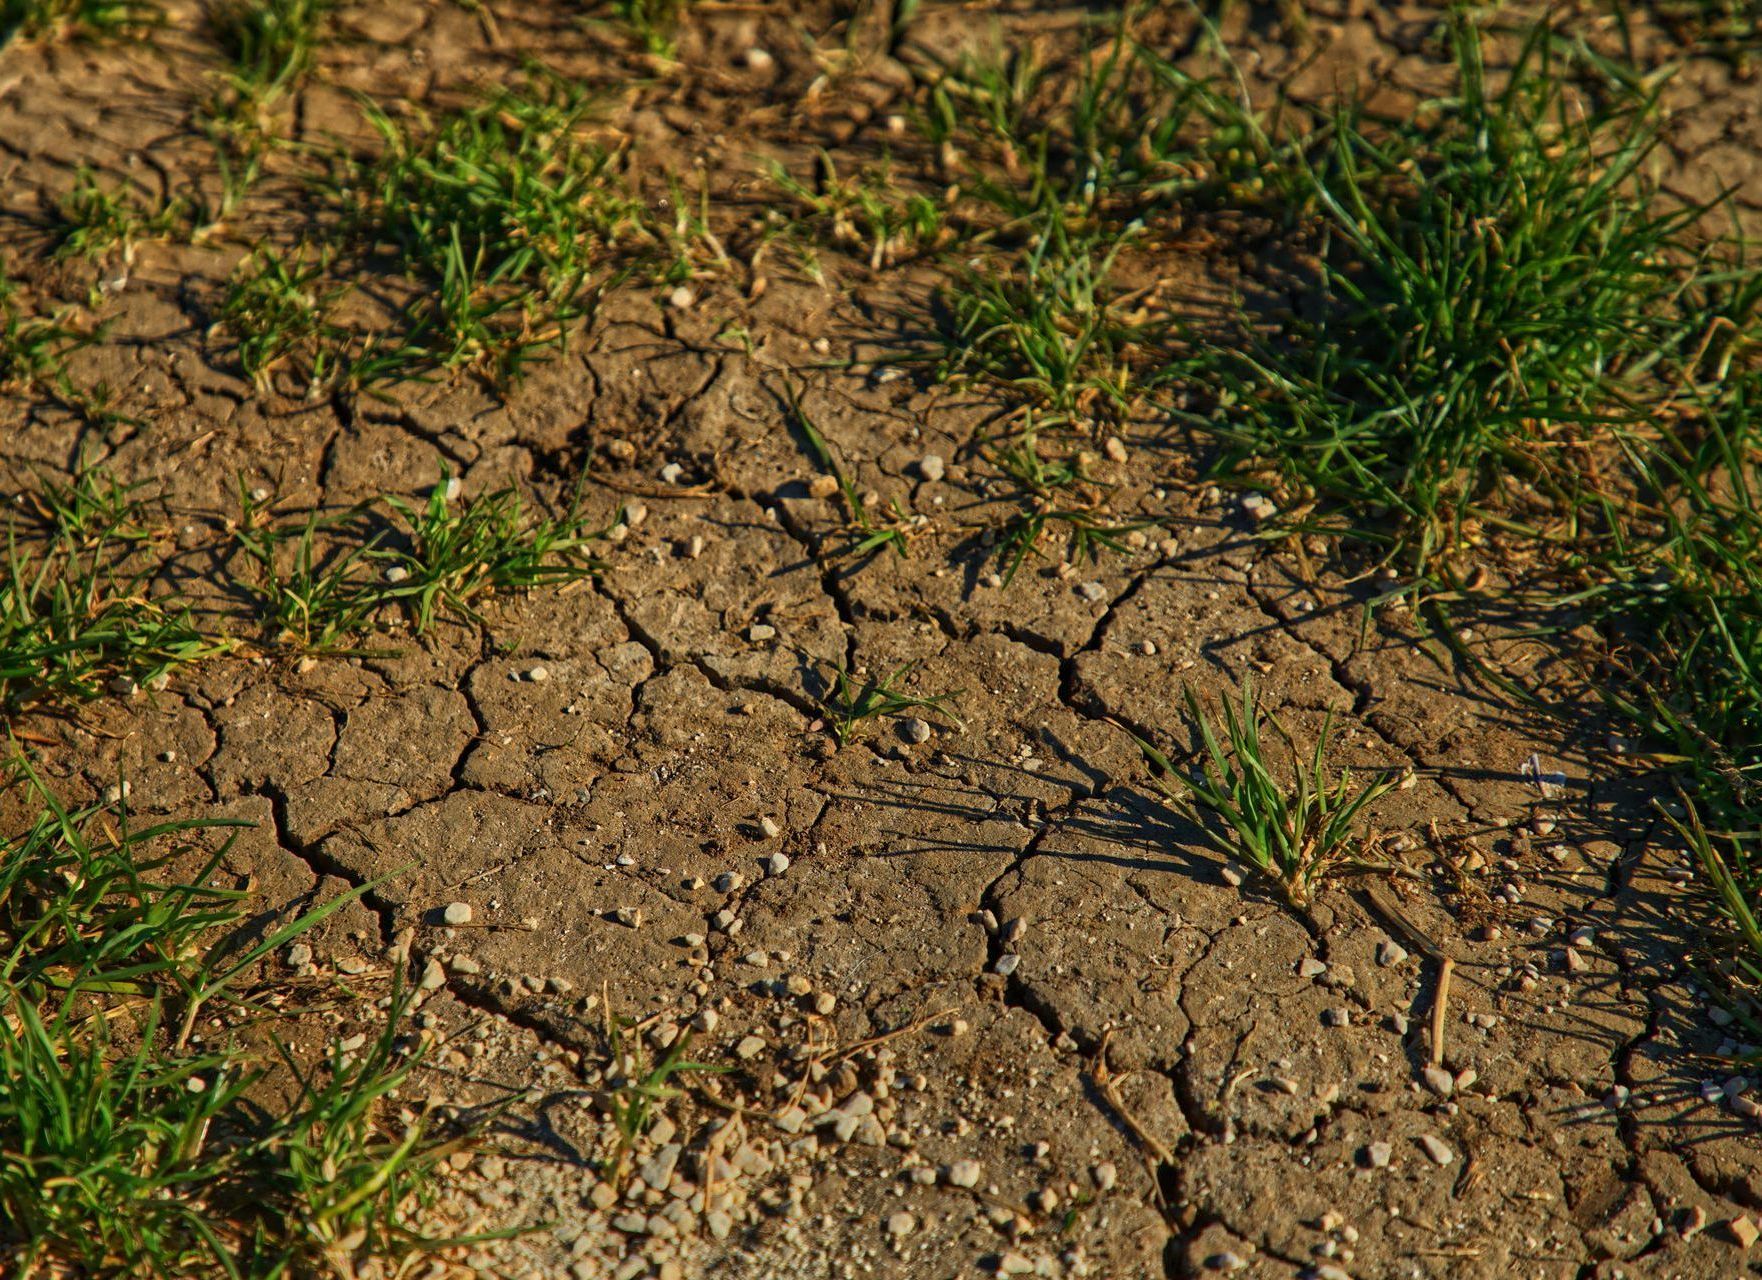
[945,1159,981,1188]
[1417,1134,1455,1166]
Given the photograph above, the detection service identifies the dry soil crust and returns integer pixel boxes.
[3,2,1761,1278]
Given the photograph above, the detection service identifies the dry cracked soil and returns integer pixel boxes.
[4,2,1762,1278]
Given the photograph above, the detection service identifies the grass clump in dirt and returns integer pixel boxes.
[217,243,364,394]
[207,0,333,118]
[1598,389,1762,995]
[602,0,689,57]
[979,424,1149,585]
[938,220,1145,425]
[786,382,916,561]
[1176,17,1758,578]
[232,469,607,648]
[0,269,88,395]
[0,764,477,1278]
[823,660,962,745]
[1,466,228,717]
[1136,681,1400,907]
[763,152,947,275]
[51,166,190,263]
[0,0,155,45]
[601,1002,726,1182]
[345,71,645,381]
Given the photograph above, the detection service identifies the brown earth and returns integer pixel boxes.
[3,2,1762,1278]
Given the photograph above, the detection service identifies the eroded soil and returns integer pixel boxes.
[4,2,1762,1277]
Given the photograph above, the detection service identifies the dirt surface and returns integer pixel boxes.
[4,2,1762,1277]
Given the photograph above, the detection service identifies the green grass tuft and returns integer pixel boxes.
[1136,681,1400,907]
[232,469,607,648]
[1,468,228,717]
[52,166,189,262]
[0,763,481,1277]
[218,243,345,393]
[348,73,644,381]
[0,269,88,395]
[823,660,962,745]
[0,0,156,45]
[1176,17,1756,577]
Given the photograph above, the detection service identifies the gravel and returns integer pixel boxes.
[443,902,473,927]
[946,1159,982,1188]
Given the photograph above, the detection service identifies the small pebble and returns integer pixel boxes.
[759,816,782,839]
[1421,1065,1455,1098]
[901,717,932,744]
[993,954,1020,977]
[885,1211,915,1239]
[1364,1140,1393,1168]
[1322,1008,1351,1028]
[1417,1134,1455,1166]
[1297,958,1328,979]
[1239,493,1277,522]
[946,1159,982,1188]
[1376,940,1409,967]
[734,1035,765,1060]
[743,46,774,70]
[918,454,946,483]
[668,286,695,310]
[766,852,790,875]
[1204,1254,1247,1273]
[442,902,473,927]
